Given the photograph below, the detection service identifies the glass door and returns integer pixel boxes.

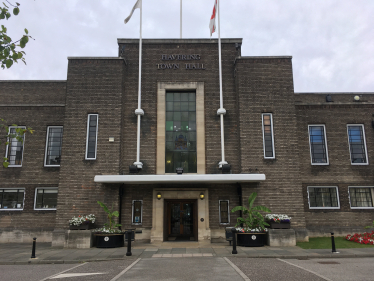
[167,201,195,241]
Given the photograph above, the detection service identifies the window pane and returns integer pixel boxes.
[348,125,367,164]
[7,127,24,165]
[262,114,274,158]
[220,201,229,223]
[133,201,142,223]
[309,125,327,163]
[86,115,98,159]
[46,127,63,166]
[309,187,338,208]
[1,189,24,209]
[349,188,373,207]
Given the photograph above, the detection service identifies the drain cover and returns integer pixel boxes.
[318,261,340,264]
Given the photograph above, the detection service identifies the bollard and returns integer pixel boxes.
[231,228,237,255]
[31,237,37,258]
[331,232,339,253]
[126,230,132,256]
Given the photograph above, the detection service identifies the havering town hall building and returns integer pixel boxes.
[0,38,373,245]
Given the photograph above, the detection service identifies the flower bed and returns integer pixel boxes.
[235,227,267,233]
[69,214,96,226]
[265,214,291,223]
[346,231,374,245]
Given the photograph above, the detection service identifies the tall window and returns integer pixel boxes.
[219,200,230,224]
[5,126,25,167]
[44,126,63,167]
[262,113,275,159]
[349,187,374,209]
[132,200,142,224]
[34,188,58,210]
[165,92,197,173]
[308,125,329,165]
[86,114,98,160]
[0,189,25,210]
[347,125,368,165]
[307,186,340,209]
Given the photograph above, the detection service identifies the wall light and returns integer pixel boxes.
[157,192,162,200]
[354,95,360,101]
[199,192,205,200]
[109,137,115,142]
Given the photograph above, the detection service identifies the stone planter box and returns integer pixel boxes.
[237,233,266,247]
[267,221,291,229]
[69,222,94,230]
[95,233,124,248]
[64,230,94,248]
[267,229,296,246]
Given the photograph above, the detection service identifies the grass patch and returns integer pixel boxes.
[297,236,374,249]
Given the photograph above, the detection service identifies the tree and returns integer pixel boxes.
[0,118,33,168]
[0,1,33,69]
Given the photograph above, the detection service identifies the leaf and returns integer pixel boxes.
[112,211,119,217]
[5,59,12,68]
[24,28,28,34]
[97,201,110,214]
[13,7,19,15]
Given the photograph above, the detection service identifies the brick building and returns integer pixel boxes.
[0,38,373,244]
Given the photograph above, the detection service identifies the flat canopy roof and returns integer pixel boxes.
[94,174,266,184]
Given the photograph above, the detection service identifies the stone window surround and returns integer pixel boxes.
[157,82,205,174]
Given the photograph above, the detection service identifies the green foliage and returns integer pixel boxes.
[1,1,33,69]
[0,118,34,168]
[97,201,121,231]
[364,220,374,229]
[231,192,271,231]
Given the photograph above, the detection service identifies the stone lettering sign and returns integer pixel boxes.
[157,54,206,70]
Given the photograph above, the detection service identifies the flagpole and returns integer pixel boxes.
[216,0,227,168]
[180,0,182,38]
[134,0,144,169]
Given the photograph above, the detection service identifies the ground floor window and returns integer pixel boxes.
[132,200,143,224]
[34,188,58,210]
[307,186,340,209]
[219,200,230,224]
[349,187,374,209]
[0,189,25,210]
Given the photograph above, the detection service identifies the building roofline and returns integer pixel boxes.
[67,57,123,60]
[295,92,374,95]
[237,56,292,59]
[117,38,243,44]
[0,80,66,83]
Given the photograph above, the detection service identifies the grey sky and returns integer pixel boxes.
[1,0,373,92]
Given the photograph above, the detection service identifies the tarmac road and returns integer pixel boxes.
[0,257,373,281]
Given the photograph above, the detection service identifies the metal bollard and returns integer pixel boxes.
[31,237,37,258]
[126,230,132,256]
[331,232,339,253]
[231,228,237,255]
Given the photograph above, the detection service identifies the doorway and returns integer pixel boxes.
[164,199,197,241]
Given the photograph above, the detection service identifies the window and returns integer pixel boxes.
[132,200,142,224]
[262,113,275,159]
[307,186,340,209]
[165,92,197,173]
[219,200,230,224]
[34,188,58,210]
[347,125,368,165]
[0,189,25,210]
[85,114,98,160]
[349,187,374,209]
[5,126,25,167]
[308,125,329,165]
[44,126,63,167]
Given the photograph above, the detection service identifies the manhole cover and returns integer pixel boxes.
[318,261,340,264]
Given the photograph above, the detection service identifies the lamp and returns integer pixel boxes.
[354,95,360,101]
[199,192,205,200]
[326,94,332,102]
[222,164,231,174]
[176,167,183,174]
[157,192,162,200]
[129,165,140,173]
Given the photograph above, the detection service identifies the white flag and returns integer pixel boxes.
[209,0,217,37]
[125,0,141,24]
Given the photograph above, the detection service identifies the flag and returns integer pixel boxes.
[209,0,217,37]
[125,0,141,24]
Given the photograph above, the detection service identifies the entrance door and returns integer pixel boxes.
[165,200,197,241]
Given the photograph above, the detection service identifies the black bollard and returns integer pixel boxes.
[31,237,37,258]
[331,232,338,253]
[231,228,237,255]
[126,230,132,256]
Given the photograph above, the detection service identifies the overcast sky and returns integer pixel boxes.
[1,0,373,93]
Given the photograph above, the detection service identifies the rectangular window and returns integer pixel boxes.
[132,200,143,224]
[5,126,25,167]
[347,125,368,165]
[165,92,197,173]
[349,187,374,209]
[307,186,340,209]
[219,200,230,224]
[308,125,329,165]
[0,189,25,210]
[34,188,58,210]
[85,114,98,160]
[262,113,275,159]
[44,126,63,167]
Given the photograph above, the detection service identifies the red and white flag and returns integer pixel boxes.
[209,0,217,37]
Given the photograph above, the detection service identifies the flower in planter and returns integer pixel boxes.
[69,214,96,226]
[346,231,374,245]
[265,214,292,223]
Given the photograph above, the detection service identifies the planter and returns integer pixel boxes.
[268,221,291,229]
[69,222,93,230]
[237,233,266,247]
[95,233,124,248]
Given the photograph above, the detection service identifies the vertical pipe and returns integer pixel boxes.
[180,0,182,39]
[136,0,143,164]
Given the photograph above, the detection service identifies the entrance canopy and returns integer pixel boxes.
[94,174,266,184]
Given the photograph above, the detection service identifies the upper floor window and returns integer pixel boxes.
[347,125,368,165]
[219,200,230,224]
[132,200,143,224]
[262,113,275,159]
[44,126,63,167]
[165,92,196,173]
[0,188,25,210]
[307,186,340,209]
[349,187,374,209]
[5,126,25,167]
[86,114,98,160]
[34,187,58,210]
[308,125,329,165]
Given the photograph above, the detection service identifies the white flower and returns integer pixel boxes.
[69,214,96,226]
